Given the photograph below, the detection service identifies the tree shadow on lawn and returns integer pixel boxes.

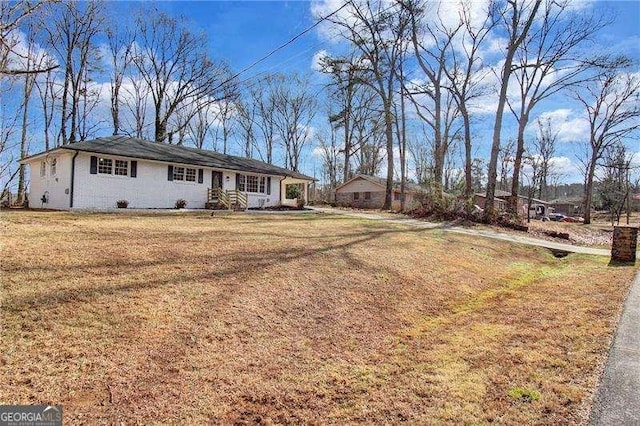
[3,226,433,313]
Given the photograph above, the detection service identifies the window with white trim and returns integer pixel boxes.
[40,161,46,178]
[185,168,197,182]
[98,158,113,174]
[114,159,128,176]
[246,175,259,193]
[51,158,57,176]
[173,166,185,181]
[237,174,267,194]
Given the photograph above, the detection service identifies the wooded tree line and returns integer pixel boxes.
[1,0,639,224]
[313,0,639,223]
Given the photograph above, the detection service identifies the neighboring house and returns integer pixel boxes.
[548,199,583,216]
[21,136,314,210]
[335,174,422,210]
[474,189,549,216]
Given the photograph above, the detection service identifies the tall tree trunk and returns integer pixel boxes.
[382,94,394,210]
[509,114,528,213]
[484,0,542,221]
[17,78,32,204]
[583,156,597,224]
[462,107,473,201]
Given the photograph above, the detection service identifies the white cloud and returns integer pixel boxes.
[534,109,590,143]
[311,49,329,72]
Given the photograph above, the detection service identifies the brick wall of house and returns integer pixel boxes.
[336,191,385,209]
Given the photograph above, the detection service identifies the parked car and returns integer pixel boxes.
[548,213,567,221]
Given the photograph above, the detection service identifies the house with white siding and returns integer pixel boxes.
[21,136,314,210]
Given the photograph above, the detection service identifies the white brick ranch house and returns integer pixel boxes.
[22,136,314,210]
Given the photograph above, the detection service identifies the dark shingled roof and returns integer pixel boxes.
[27,136,314,180]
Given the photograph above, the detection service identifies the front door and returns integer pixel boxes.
[212,171,223,190]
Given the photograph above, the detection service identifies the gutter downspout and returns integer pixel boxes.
[279,176,287,206]
[69,151,79,208]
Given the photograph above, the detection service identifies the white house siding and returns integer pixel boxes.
[27,152,300,210]
[72,153,211,209]
[28,152,74,210]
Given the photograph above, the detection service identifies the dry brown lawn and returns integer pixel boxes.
[0,210,636,424]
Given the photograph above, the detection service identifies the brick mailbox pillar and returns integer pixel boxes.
[611,226,638,263]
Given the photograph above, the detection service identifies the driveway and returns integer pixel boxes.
[310,207,610,256]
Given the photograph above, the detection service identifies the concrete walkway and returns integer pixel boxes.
[590,270,640,424]
[310,206,610,256]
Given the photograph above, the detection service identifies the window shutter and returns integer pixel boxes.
[198,169,203,184]
[267,177,271,195]
[90,156,97,174]
[130,161,137,178]
[167,165,174,181]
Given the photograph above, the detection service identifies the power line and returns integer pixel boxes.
[211,0,352,95]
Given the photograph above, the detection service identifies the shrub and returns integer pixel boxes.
[116,199,129,208]
[286,185,302,200]
[296,194,306,209]
[175,199,188,209]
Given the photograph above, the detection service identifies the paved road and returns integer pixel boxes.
[310,207,610,256]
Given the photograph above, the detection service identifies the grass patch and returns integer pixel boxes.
[509,387,541,403]
[0,210,635,424]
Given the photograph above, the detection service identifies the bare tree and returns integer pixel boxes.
[532,117,557,200]
[187,100,217,150]
[132,11,228,143]
[271,74,317,172]
[326,0,409,209]
[0,87,19,193]
[43,1,103,144]
[122,75,150,139]
[105,18,134,136]
[405,0,463,199]
[212,81,238,154]
[16,23,45,204]
[0,0,57,76]
[316,126,343,200]
[506,0,608,213]
[441,0,495,200]
[34,66,59,150]
[574,66,640,224]
[598,143,633,225]
[483,0,542,220]
[498,138,515,192]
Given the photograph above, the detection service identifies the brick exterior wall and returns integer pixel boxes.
[611,226,638,263]
[336,191,385,209]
